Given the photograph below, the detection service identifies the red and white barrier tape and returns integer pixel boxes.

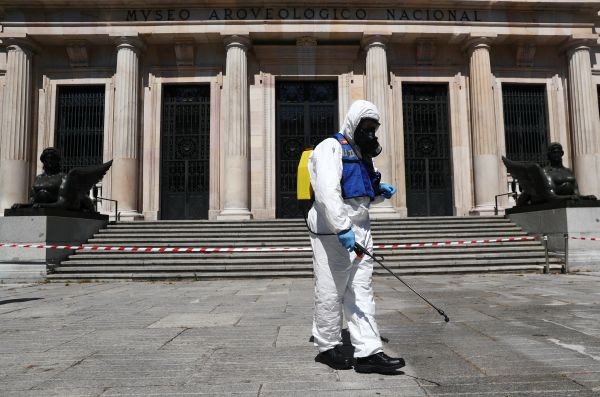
[570,235,600,241]
[0,236,535,253]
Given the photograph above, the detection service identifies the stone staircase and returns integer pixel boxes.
[47,216,563,281]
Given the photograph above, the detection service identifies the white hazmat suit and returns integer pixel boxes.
[307,100,385,358]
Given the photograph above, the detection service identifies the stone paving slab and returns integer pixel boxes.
[1,273,599,396]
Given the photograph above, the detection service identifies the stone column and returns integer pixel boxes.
[363,36,397,218]
[566,40,600,196]
[0,39,34,212]
[467,38,499,214]
[218,35,252,220]
[112,37,143,219]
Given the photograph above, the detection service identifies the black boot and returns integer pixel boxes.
[354,352,405,374]
[315,345,354,370]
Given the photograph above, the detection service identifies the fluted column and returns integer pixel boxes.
[0,39,34,212]
[467,38,499,214]
[112,37,143,218]
[567,41,600,196]
[363,36,397,218]
[218,35,252,220]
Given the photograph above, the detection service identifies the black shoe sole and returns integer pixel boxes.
[315,356,354,370]
[354,362,405,374]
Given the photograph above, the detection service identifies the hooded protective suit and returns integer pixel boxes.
[307,100,385,358]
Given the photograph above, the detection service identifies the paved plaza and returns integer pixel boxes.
[1,273,599,396]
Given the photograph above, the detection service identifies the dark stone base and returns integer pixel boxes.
[505,199,600,215]
[4,207,108,221]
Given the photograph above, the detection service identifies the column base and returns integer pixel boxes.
[469,205,498,216]
[369,204,402,219]
[117,210,144,222]
[217,208,253,220]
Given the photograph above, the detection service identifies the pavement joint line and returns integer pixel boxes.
[158,327,190,350]
[542,319,600,339]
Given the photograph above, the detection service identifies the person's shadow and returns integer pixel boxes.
[0,298,43,305]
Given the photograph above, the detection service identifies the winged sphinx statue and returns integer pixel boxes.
[11,147,112,212]
[502,142,597,207]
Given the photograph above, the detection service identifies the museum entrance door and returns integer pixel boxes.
[275,81,338,218]
[402,84,453,216]
[160,85,210,220]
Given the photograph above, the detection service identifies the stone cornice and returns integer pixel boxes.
[2,1,600,12]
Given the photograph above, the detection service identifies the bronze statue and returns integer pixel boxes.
[503,142,597,206]
[11,147,112,212]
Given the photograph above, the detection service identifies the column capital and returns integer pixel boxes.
[1,37,39,55]
[561,35,597,56]
[361,35,388,51]
[463,35,497,54]
[111,35,146,53]
[223,35,251,51]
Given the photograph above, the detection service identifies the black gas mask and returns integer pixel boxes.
[354,118,382,158]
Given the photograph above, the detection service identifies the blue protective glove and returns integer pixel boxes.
[337,228,356,252]
[379,183,397,199]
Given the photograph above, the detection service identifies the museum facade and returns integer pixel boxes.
[0,1,599,220]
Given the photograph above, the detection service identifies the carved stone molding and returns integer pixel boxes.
[516,44,536,67]
[416,40,435,65]
[66,41,89,67]
[296,36,317,47]
[174,41,194,66]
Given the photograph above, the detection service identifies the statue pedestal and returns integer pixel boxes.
[507,201,600,272]
[0,209,108,283]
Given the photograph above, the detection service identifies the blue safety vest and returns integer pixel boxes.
[333,133,381,200]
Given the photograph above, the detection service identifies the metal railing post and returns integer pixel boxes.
[543,234,550,274]
[563,233,569,274]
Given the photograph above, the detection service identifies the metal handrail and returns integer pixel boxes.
[92,185,119,222]
[494,192,518,215]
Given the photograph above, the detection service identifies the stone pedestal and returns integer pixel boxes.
[507,201,600,272]
[0,210,108,282]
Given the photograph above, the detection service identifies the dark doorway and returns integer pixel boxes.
[160,85,210,220]
[402,83,453,217]
[503,84,549,165]
[276,81,338,218]
[55,85,105,172]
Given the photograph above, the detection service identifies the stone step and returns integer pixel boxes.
[56,257,562,269]
[110,216,506,226]
[46,264,563,281]
[69,245,545,259]
[106,221,512,230]
[51,216,562,280]
[96,226,523,236]
[62,251,555,265]
[87,231,528,243]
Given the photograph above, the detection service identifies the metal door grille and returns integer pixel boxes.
[55,85,105,172]
[503,84,549,165]
[402,84,453,217]
[276,81,338,218]
[160,85,210,220]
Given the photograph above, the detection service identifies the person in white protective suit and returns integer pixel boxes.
[307,99,405,374]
